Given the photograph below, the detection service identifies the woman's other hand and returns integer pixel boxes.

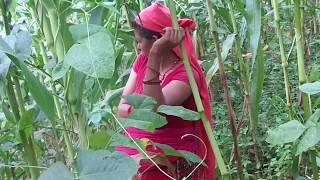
[151,27,185,53]
[117,103,131,118]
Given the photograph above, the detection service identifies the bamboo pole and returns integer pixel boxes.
[166,0,230,178]
[271,0,293,120]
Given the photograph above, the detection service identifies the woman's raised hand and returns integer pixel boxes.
[151,27,185,53]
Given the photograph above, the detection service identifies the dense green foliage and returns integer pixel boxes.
[0,0,320,179]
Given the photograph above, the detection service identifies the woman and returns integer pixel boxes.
[117,3,215,180]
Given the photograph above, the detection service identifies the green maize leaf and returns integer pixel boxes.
[157,105,200,121]
[249,41,265,130]
[266,120,306,145]
[246,0,261,67]
[299,81,320,95]
[38,162,72,180]
[6,54,57,122]
[39,0,56,10]
[206,33,235,83]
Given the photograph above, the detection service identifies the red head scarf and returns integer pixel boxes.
[135,3,215,179]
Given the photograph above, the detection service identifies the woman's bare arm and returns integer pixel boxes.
[117,70,137,118]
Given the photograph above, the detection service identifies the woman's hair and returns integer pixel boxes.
[132,21,162,40]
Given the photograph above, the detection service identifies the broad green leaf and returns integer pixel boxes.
[88,131,111,150]
[77,150,138,180]
[6,54,57,122]
[0,31,31,78]
[155,143,206,166]
[102,87,124,106]
[178,150,207,167]
[299,81,320,95]
[109,132,143,150]
[39,162,72,180]
[89,7,109,25]
[69,24,106,42]
[129,109,167,128]
[0,38,14,54]
[123,94,157,110]
[157,105,200,121]
[100,2,121,15]
[52,62,69,81]
[307,109,320,123]
[121,118,156,132]
[11,31,32,60]
[296,123,320,155]
[65,24,115,78]
[156,143,182,157]
[266,120,306,145]
[19,109,36,138]
[206,34,235,83]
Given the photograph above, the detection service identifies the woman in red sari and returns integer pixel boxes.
[117,3,215,180]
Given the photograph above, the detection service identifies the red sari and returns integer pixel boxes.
[117,3,216,180]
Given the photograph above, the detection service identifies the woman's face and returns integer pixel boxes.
[134,30,155,56]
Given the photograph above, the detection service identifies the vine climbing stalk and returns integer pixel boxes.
[205,0,243,179]
[166,0,230,178]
